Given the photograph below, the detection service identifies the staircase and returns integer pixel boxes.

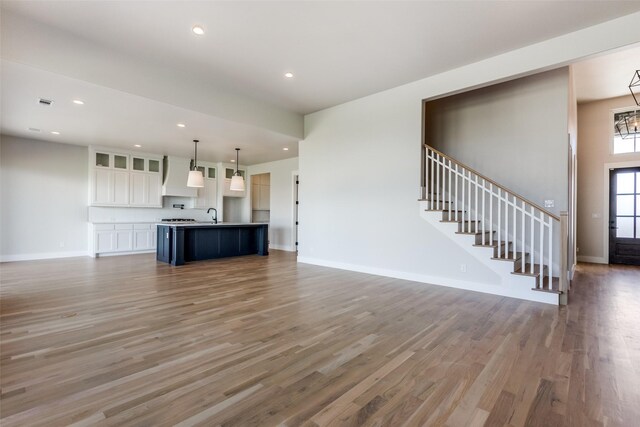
[420,145,569,305]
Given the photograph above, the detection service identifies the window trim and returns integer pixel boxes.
[611,106,640,156]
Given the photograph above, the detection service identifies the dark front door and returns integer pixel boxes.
[609,167,640,265]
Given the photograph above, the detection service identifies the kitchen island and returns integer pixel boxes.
[157,222,268,266]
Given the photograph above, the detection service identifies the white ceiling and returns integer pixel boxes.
[573,45,640,103]
[0,61,299,164]
[2,1,640,164]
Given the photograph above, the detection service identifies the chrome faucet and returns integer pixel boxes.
[207,208,218,224]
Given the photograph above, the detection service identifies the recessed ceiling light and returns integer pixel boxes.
[51,131,60,135]
[283,147,289,151]
[177,123,186,128]
[192,25,204,36]
[231,159,236,163]
[284,72,294,78]
[73,99,84,105]
[134,144,142,148]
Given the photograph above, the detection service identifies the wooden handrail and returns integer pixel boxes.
[425,144,560,221]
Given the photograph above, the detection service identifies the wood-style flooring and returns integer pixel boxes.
[0,252,639,426]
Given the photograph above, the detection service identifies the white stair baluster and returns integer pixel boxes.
[529,206,542,274]
[460,168,467,226]
[467,169,471,232]
[539,211,544,289]
[430,150,434,210]
[548,218,553,287]
[489,183,493,248]
[513,195,517,260]
[481,179,486,245]
[455,164,459,221]
[448,159,452,220]
[474,175,478,239]
[435,153,440,211]
[497,188,501,256]
[504,190,509,258]
[521,199,525,273]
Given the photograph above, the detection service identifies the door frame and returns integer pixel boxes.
[291,170,299,253]
[603,159,640,263]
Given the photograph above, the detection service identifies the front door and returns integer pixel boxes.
[609,167,640,265]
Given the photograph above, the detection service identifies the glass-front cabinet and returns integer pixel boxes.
[194,162,218,209]
[90,148,162,207]
[223,167,246,197]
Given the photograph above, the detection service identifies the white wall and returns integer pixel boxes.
[247,157,299,251]
[577,95,640,263]
[0,135,88,261]
[299,12,640,290]
[426,68,570,214]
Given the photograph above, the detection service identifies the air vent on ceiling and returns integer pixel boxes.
[38,98,54,106]
[28,127,41,132]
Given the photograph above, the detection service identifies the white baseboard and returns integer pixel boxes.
[96,250,155,257]
[297,256,557,305]
[269,244,295,252]
[577,256,607,264]
[0,250,89,263]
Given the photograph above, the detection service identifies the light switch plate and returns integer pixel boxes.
[544,200,554,208]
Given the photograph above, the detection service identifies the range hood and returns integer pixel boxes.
[162,156,197,197]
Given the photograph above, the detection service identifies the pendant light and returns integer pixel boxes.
[230,148,245,191]
[187,139,204,188]
[629,69,640,106]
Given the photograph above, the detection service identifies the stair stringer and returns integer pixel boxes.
[419,202,558,305]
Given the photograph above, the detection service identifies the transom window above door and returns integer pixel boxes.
[613,109,639,154]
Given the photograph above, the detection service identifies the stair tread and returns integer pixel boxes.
[425,209,465,212]
[532,276,562,294]
[491,251,529,261]
[440,219,480,224]
[473,240,509,248]
[455,230,495,236]
[512,263,547,277]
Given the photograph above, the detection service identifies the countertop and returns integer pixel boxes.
[156,222,267,227]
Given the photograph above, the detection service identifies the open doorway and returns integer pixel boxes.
[251,173,270,223]
[293,173,299,253]
[572,44,640,265]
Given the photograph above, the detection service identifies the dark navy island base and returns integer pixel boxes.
[157,223,268,266]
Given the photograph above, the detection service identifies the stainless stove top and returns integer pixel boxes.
[160,218,196,223]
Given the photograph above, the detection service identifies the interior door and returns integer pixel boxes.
[609,167,640,265]
[294,174,299,253]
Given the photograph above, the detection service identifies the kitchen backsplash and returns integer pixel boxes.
[88,197,214,223]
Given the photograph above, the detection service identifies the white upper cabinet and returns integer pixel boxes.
[90,148,162,207]
[223,167,246,197]
[194,164,218,209]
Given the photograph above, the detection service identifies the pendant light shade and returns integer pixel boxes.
[187,170,204,187]
[230,148,245,191]
[187,139,204,188]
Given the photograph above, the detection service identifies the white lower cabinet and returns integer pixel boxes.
[91,223,156,256]
[133,224,156,251]
[96,229,115,253]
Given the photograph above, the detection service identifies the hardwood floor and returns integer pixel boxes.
[1,252,638,426]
